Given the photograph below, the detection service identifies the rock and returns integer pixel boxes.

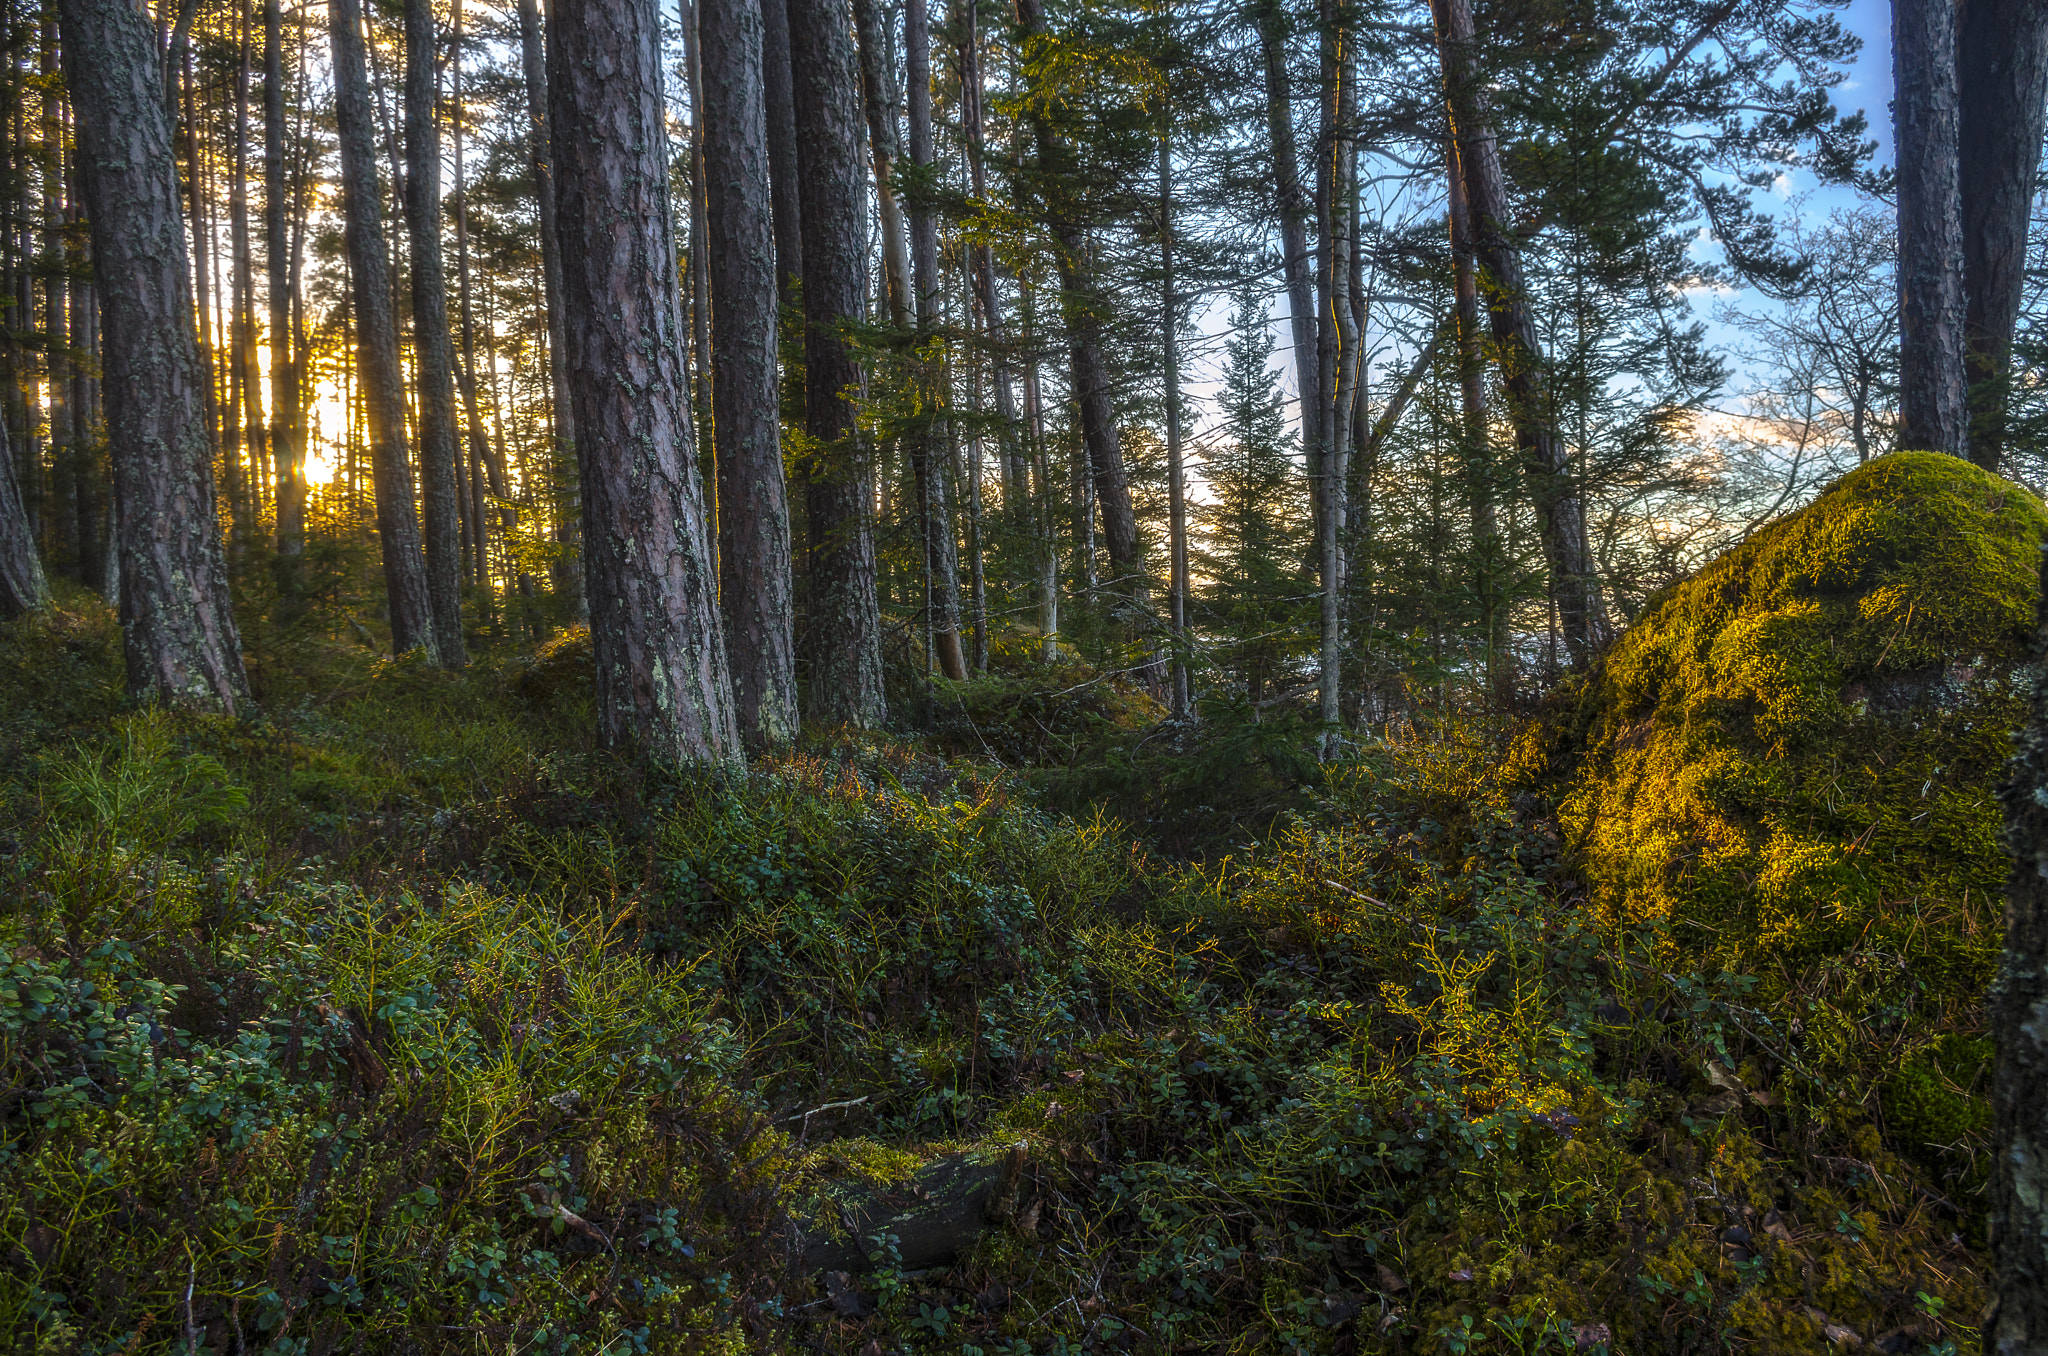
[800,1146,1026,1273]
[1509,452,2044,964]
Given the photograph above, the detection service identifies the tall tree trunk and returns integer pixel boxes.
[1021,279,1057,663]
[1160,133,1190,719]
[851,0,912,326]
[1313,0,1361,747]
[1959,0,2048,474]
[265,0,305,575]
[403,0,466,664]
[61,0,247,710]
[1996,552,2048,1355]
[231,0,268,549]
[702,0,799,744]
[1015,0,1147,661]
[1254,0,1317,453]
[1449,147,1506,703]
[451,0,497,595]
[682,0,715,489]
[331,0,438,660]
[1894,0,1969,458]
[1431,0,1608,667]
[789,0,887,728]
[44,15,72,575]
[760,0,802,309]
[517,0,583,619]
[906,0,965,680]
[549,0,739,761]
[0,414,46,616]
[956,0,1029,659]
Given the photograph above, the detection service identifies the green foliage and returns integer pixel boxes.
[1195,287,1311,706]
[0,547,2005,1352]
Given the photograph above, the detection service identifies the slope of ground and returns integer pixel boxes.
[2,451,2025,1354]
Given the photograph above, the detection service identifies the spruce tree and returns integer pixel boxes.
[1196,288,1307,710]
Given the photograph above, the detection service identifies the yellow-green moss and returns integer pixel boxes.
[1516,450,2040,1176]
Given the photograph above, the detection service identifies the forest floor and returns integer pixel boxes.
[0,453,2024,1355]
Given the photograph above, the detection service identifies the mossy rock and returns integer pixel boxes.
[512,624,594,706]
[1512,452,2041,1081]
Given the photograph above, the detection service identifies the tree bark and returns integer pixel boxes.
[1996,546,2048,1355]
[517,0,584,619]
[1958,0,2048,474]
[1431,0,1609,667]
[851,0,912,327]
[702,0,800,744]
[1894,0,1969,458]
[331,0,439,660]
[451,0,498,593]
[1448,141,1507,702]
[231,0,269,544]
[1253,0,1318,454]
[549,0,739,762]
[265,0,305,575]
[1161,133,1190,719]
[789,0,887,728]
[403,0,466,664]
[906,0,965,680]
[760,0,803,310]
[1314,0,1359,747]
[61,0,247,710]
[1021,280,1057,663]
[0,413,46,617]
[45,20,73,575]
[682,0,715,494]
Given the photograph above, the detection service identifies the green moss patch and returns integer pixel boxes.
[1514,449,2041,1190]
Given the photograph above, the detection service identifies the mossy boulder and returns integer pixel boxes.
[1511,451,2042,1151]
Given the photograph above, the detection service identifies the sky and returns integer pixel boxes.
[1192,0,1906,491]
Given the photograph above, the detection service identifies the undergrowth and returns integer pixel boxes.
[0,454,2009,1356]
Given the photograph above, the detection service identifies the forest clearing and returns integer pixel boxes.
[3,0,2048,1351]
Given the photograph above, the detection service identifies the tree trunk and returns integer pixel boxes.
[60,0,247,710]
[0,413,46,616]
[1021,281,1057,663]
[789,0,887,729]
[702,0,800,744]
[1015,0,1148,670]
[231,0,269,542]
[265,0,305,575]
[45,21,73,576]
[1314,0,1359,748]
[1253,0,1317,453]
[1959,0,2048,474]
[1894,0,1969,458]
[517,0,584,619]
[906,0,965,680]
[1160,134,1190,719]
[1995,549,2048,1354]
[851,0,912,327]
[403,0,466,664]
[331,0,439,661]
[451,0,497,596]
[760,0,803,309]
[682,0,715,493]
[1448,143,1506,703]
[1431,0,1609,667]
[549,0,740,762]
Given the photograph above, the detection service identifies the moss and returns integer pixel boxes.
[1881,1033,1994,1156]
[1516,450,2039,1193]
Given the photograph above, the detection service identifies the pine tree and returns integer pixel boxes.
[1196,288,1306,710]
